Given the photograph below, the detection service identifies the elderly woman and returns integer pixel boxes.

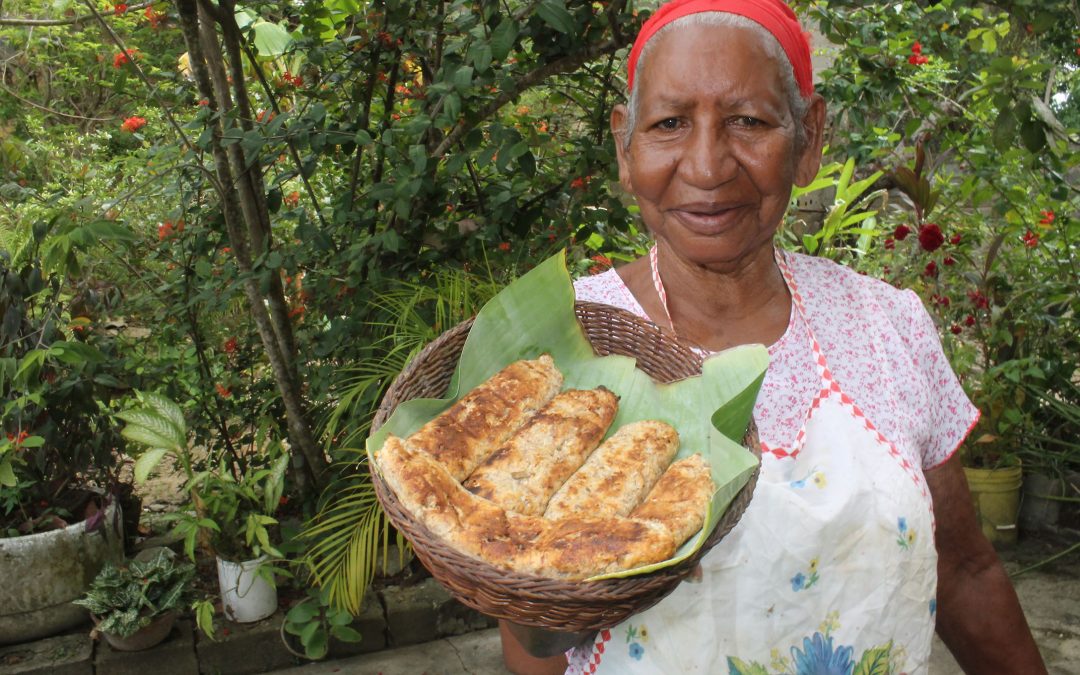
[500,0,1046,673]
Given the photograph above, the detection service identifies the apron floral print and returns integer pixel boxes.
[567,250,939,675]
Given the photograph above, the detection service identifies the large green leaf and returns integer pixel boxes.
[367,251,765,579]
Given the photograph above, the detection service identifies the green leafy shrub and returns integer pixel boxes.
[73,549,194,639]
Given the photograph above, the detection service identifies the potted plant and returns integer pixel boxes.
[117,391,288,624]
[0,253,132,643]
[72,548,194,651]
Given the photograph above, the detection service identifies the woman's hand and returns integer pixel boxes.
[927,455,1047,673]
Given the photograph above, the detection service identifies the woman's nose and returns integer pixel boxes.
[679,126,738,189]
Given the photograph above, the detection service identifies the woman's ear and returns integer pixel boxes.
[610,104,634,193]
[794,94,827,188]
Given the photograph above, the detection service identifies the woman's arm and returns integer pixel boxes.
[927,455,1046,673]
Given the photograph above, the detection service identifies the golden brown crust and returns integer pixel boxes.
[376,433,677,580]
[463,388,619,516]
[630,453,714,546]
[518,517,676,580]
[543,420,680,520]
[404,355,562,481]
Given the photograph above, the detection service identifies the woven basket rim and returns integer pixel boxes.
[369,301,761,630]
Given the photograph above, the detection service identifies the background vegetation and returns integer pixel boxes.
[1,0,1076,622]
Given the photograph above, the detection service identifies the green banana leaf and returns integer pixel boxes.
[367,251,766,580]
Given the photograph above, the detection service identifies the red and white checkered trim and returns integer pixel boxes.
[581,629,612,673]
[774,252,931,509]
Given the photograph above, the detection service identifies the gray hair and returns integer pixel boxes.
[621,13,812,151]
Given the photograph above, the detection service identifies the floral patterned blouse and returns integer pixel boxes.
[573,251,979,471]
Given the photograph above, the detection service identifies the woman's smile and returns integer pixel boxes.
[669,201,750,236]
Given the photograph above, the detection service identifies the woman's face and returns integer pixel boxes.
[613,22,824,271]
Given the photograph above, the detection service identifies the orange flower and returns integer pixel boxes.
[283,191,300,207]
[120,116,147,133]
[215,383,232,398]
[157,221,174,240]
[498,242,511,252]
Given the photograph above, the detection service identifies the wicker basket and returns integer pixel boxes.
[370,301,761,631]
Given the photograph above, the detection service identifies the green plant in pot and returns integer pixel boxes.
[118,392,288,625]
[72,549,194,651]
[0,252,133,643]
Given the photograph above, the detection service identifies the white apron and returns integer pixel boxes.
[567,250,938,674]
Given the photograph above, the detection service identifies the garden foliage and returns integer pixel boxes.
[1,0,1076,615]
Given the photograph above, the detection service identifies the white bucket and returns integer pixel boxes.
[216,555,278,623]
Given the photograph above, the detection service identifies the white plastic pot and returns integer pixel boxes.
[216,555,277,623]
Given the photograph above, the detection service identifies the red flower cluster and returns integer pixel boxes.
[893,224,911,241]
[6,430,29,447]
[498,242,511,252]
[113,3,128,15]
[377,31,402,48]
[223,337,238,354]
[145,6,166,29]
[570,176,591,190]
[908,41,929,66]
[942,255,955,266]
[1039,209,1055,226]
[215,383,232,398]
[883,237,895,250]
[277,71,303,88]
[949,233,962,245]
[588,254,613,275]
[950,324,962,335]
[255,109,275,123]
[968,290,990,310]
[283,191,300,208]
[197,98,209,107]
[121,116,147,133]
[918,223,944,252]
[931,294,951,308]
[158,221,175,240]
[964,314,976,327]
[923,260,938,277]
[1022,229,1039,248]
[113,49,139,68]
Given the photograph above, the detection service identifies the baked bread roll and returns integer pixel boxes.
[631,453,714,545]
[404,355,562,481]
[376,434,676,580]
[544,420,680,520]
[463,387,619,516]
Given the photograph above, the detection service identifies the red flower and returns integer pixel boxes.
[1022,229,1039,248]
[279,496,289,506]
[112,49,139,69]
[288,305,306,319]
[931,294,951,308]
[255,109,275,123]
[883,237,895,250]
[157,221,174,240]
[120,116,147,133]
[197,98,209,107]
[215,383,232,398]
[949,233,962,245]
[591,254,612,267]
[923,260,938,277]
[893,224,911,241]
[570,176,589,190]
[964,314,976,327]
[911,41,923,55]
[950,324,962,335]
[283,191,300,207]
[6,431,29,448]
[498,242,511,252]
[918,223,945,252]
[221,246,232,254]
[145,6,166,29]
[223,337,238,354]
[1039,209,1055,226]
[943,255,955,266]
[968,290,990,309]
[113,3,128,15]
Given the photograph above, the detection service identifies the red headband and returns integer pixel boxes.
[626,0,814,97]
